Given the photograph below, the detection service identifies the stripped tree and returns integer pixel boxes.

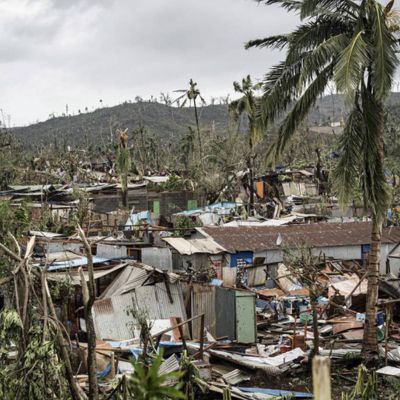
[229,75,264,216]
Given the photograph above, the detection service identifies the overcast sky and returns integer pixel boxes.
[0,0,299,126]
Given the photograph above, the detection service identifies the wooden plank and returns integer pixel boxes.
[312,356,331,400]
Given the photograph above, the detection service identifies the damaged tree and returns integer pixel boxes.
[229,75,263,216]
[283,244,328,357]
[116,128,131,208]
[248,0,399,358]
[78,226,99,400]
[0,237,86,400]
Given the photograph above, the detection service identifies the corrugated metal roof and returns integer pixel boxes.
[155,282,187,321]
[134,283,188,337]
[223,216,299,227]
[162,237,226,255]
[100,265,149,298]
[93,293,136,340]
[43,256,112,271]
[159,355,180,375]
[47,263,128,286]
[201,222,400,253]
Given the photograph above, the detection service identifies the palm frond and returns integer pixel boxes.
[273,63,334,159]
[334,30,369,102]
[369,1,398,100]
[360,86,390,216]
[286,15,354,63]
[297,32,348,89]
[261,0,302,12]
[260,57,306,125]
[333,104,364,206]
[245,34,289,50]
[300,0,359,20]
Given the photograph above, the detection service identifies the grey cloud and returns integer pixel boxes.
[0,0,299,125]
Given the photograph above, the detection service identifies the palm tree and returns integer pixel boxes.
[116,128,131,207]
[174,79,206,162]
[229,75,263,215]
[247,0,399,357]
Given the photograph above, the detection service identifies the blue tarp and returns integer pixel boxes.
[97,363,120,378]
[47,256,111,271]
[175,202,240,217]
[125,210,152,228]
[238,387,313,398]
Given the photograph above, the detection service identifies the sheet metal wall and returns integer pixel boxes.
[215,287,236,341]
[141,247,173,271]
[235,291,256,343]
[191,284,216,339]
[93,293,136,340]
[97,243,128,259]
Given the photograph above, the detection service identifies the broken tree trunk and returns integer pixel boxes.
[44,278,87,400]
[78,226,99,400]
[310,294,320,356]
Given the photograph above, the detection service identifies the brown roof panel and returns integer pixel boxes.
[201,222,400,252]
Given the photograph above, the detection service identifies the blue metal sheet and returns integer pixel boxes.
[230,251,253,267]
[47,256,111,271]
[238,387,313,398]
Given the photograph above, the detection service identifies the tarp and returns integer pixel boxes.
[125,210,152,228]
[238,387,313,398]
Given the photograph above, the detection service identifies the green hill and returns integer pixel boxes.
[13,102,231,147]
[12,93,400,147]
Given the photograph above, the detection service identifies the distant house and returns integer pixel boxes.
[195,222,400,280]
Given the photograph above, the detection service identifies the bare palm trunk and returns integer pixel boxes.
[249,164,254,216]
[193,100,203,163]
[310,295,320,357]
[248,127,255,216]
[362,107,385,358]
[362,214,382,357]
[122,173,128,208]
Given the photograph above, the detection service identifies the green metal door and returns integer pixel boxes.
[235,291,256,343]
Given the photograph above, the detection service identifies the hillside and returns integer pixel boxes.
[12,102,231,147]
[12,93,400,147]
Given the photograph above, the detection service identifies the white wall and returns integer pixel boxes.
[256,244,397,274]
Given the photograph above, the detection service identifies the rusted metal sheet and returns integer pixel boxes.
[202,222,400,253]
[191,284,216,339]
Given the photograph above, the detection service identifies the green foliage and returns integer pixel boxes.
[49,275,73,302]
[71,186,90,226]
[0,200,30,241]
[0,311,71,400]
[0,309,23,359]
[120,352,185,400]
[341,364,378,400]
[179,351,207,399]
[174,217,201,237]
